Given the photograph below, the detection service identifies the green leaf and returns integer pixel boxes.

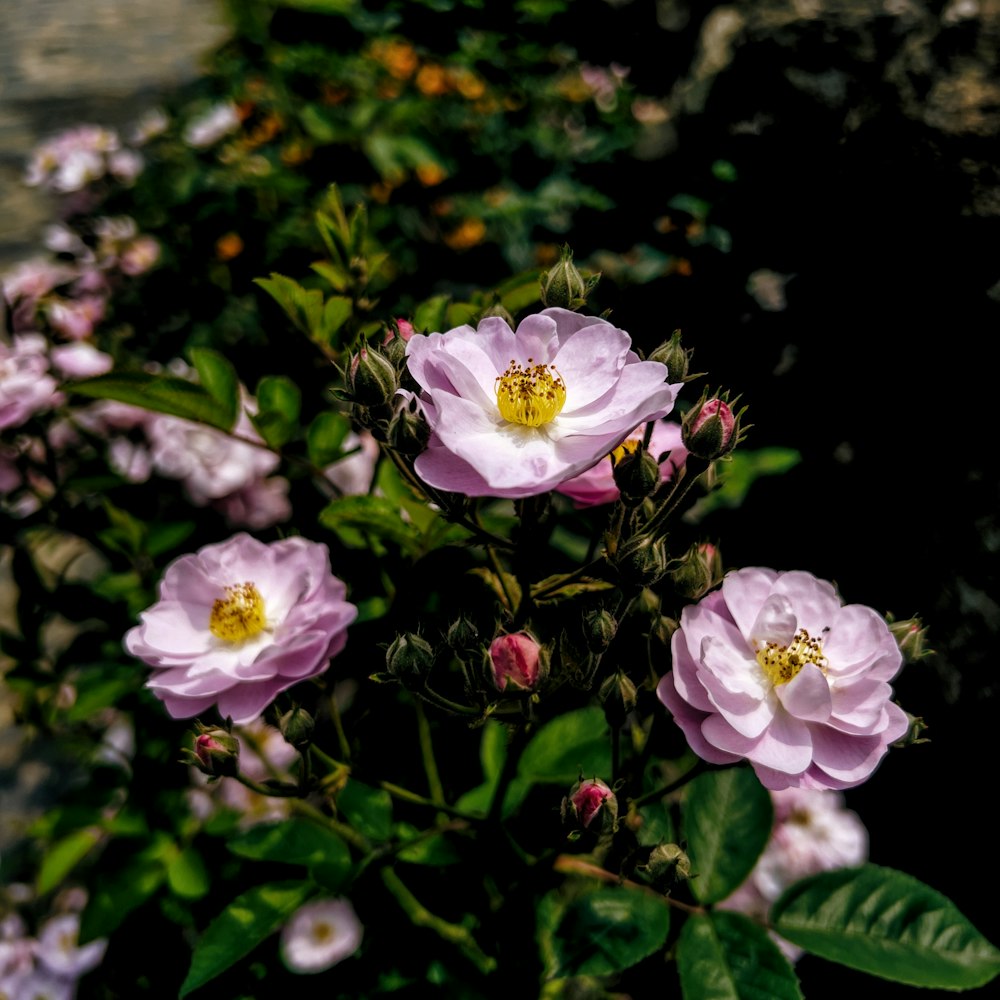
[518,706,611,783]
[455,721,508,814]
[254,273,324,338]
[253,375,301,448]
[684,768,772,905]
[394,823,461,866]
[180,881,314,997]
[167,845,211,900]
[771,864,1000,990]
[36,827,103,895]
[79,853,165,943]
[412,295,449,333]
[306,411,351,466]
[228,819,351,881]
[69,372,235,430]
[321,296,353,345]
[189,347,240,428]
[541,887,670,977]
[319,494,419,553]
[336,780,393,842]
[677,911,802,1000]
[685,448,801,523]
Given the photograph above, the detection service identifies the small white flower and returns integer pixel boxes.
[281,898,363,974]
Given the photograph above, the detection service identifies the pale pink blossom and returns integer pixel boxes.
[33,913,106,979]
[557,419,687,507]
[25,125,121,193]
[280,898,363,974]
[118,235,161,276]
[145,404,279,506]
[658,568,909,790]
[405,308,679,498]
[46,295,107,341]
[108,148,144,185]
[49,342,113,379]
[1,258,77,304]
[124,533,357,723]
[324,431,379,496]
[0,335,60,429]
[719,788,868,961]
[213,476,292,529]
[183,102,241,148]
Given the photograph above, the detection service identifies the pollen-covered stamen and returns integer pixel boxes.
[210,582,267,642]
[756,628,828,686]
[495,357,567,427]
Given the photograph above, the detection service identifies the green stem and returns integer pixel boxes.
[552,856,704,914]
[487,726,529,825]
[487,545,518,616]
[531,556,609,600]
[328,690,353,763]
[643,457,709,538]
[381,868,497,975]
[627,759,714,810]
[380,782,483,822]
[414,699,446,807]
[289,798,371,853]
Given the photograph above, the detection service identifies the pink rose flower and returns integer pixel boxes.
[556,419,687,507]
[658,568,909,790]
[280,898,363,974]
[719,788,868,961]
[49,342,113,379]
[404,307,679,498]
[0,335,60,430]
[124,534,357,723]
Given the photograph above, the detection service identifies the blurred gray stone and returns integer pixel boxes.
[0,0,229,266]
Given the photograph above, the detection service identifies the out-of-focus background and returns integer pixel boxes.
[0,0,227,266]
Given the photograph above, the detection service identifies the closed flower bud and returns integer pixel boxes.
[584,609,618,654]
[599,671,637,727]
[639,843,691,888]
[562,777,617,831]
[446,615,479,652]
[646,329,691,383]
[186,727,240,779]
[278,706,315,750]
[682,392,742,460]
[388,398,431,455]
[381,330,408,368]
[348,347,399,407]
[539,245,599,311]
[891,710,930,748]
[611,442,661,505]
[615,533,669,587]
[489,631,542,692]
[386,632,435,681]
[478,299,515,328]
[670,541,724,600]
[887,617,930,663]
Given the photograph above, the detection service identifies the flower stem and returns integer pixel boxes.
[381,868,497,975]
[414,699,446,808]
[328,690,353,763]
[290,798,371,852]
[627,759,714,810]
[379,782,484,822]
[551,856,704,914]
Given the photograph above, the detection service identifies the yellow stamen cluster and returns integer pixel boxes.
[495,358,566,427]
[756,628,828,686]
[210,582,267,642]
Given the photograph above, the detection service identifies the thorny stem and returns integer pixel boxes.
[381,868,497,975]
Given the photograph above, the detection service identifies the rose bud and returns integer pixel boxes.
[562,777,618,831]
[489,632,543,692]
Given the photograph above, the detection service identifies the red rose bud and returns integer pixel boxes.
[187,727,240,779]
[489,632,542,692]
[563,777,618,831]
[348,347,399,406]
[681,392,741,460]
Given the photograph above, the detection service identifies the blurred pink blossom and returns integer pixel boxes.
[49,342,113,379]
[184,102,241,147]
[46,295,107,341]
[213,476,292,529]
[324,431,379,496]
[0,334,60,430]
[280,898,363,974]
[24,125,121,193]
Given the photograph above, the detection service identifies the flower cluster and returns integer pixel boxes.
[659,568,909,790]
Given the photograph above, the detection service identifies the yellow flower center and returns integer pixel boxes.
[756,628,827,686]
[495,358,566,427]
[610,437,642,464]
[209,582,267,642]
